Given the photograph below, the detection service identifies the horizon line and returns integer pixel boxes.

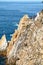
[0,1,42,2]
[0,1,42,3]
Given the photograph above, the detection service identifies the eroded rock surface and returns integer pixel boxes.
[7,10,43,65]
[0,10,43,65]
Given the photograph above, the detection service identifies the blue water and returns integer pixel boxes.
[0,56,6,65]
[0,2,43,65]
[0,2,43,41]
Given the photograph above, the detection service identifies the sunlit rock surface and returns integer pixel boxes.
[0,35,7,56]
[0,10,43,65]
[0,35,7,51]
[7,10,43,65]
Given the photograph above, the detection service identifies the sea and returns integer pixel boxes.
[0,2,43,65]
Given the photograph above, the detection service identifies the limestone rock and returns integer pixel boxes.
[7,10,43,65]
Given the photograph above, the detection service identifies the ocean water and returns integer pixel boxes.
[0,2,43,65]
[0,2,43,41]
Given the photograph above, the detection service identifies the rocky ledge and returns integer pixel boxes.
[0,10,43,65]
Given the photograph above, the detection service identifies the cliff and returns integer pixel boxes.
[0,10,43,65]
[7,10,43,65]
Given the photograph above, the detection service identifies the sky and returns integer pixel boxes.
[0,0,42,2]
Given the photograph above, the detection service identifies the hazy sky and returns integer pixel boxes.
[0,0,42,2]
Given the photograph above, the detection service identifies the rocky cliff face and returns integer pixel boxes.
[0,10,43,65]
[7,10,43,65]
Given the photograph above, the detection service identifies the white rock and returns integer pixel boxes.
[0,34,7,51]
[35,12,39,21]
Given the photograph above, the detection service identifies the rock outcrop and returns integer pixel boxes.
[0,35,7,51]
[7,10,43,65]
[0,35,7,56]
[0,10,43,65]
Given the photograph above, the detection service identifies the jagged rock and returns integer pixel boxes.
[35,10,43,24]
[0,35,7,56]
[0,35,7,51]
[7,10,43,65]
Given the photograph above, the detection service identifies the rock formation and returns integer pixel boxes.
[7,10,43,65]
[0,10,43,65]
[0,35,7,56]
